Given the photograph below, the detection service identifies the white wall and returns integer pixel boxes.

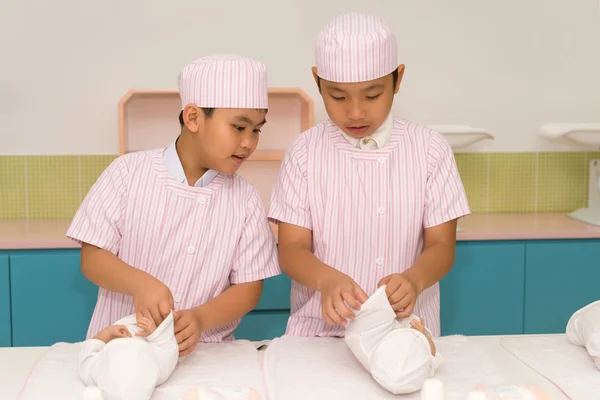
[1,0,599,155]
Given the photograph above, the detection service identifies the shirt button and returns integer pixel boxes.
[198,197,207,205]
[362,138,371,145]
[376,257,383,265]
[378,157,386,164]
[377,206,385,215]
[187,246,195,254]
[174,294,182,303]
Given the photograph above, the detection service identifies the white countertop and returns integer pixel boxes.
[0,335,581,400]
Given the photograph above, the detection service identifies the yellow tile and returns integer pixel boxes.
[0,156,27,219]
[537,152,587,213]
[488,153,537,213]
[26,156,80,219]
[80,155,117,198]
[455,153,488,213]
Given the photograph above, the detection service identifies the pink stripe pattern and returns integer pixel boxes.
[178,54,269,109]
[67,149,280,342]
[269,118,471,337]
[315,13,398,83]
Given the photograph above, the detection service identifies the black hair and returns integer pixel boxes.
[317,68,399,91]
[179,108,214,127]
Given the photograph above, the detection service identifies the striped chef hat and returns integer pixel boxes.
[315,12,398,83]
[178,54,268,110]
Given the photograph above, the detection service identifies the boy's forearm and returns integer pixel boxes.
[403,242,455,294]
[278,243,332,292]
[192,281,263,332]
[81,243,152,296]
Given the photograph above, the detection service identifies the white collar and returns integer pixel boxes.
[339,113,394,149]
[163,139,219,187]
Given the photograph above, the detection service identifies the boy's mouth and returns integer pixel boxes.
[231,155,247,165]
[347,125,370,135]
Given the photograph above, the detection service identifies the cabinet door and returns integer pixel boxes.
[235,311,289,341]
[0,254,10,346]
[525,240,600,334]
[255,273,291,310]
[441,242,526,336]
[10,250,98,346]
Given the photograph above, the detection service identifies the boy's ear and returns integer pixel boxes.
[311,67,322,93]
[182,105,204,134]
[394,64,405,94]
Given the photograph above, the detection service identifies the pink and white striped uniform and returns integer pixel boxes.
[67,150,280,341]
[268,118,470,337]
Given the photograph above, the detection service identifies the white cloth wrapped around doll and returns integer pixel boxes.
[79,310,179,400]
[566,299,600,369]
[344,285,442,394]
[181,385,262,399]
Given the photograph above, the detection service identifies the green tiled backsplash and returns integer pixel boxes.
[1,152,599,219]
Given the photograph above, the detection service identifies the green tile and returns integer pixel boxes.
[537,152,587,213]
[488,153,537,213]
[0,156,27,219]
[26,156,80,219]
[455,153,488,213]
[80,155,117,198]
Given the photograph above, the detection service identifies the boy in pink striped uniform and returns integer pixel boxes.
[67,54,280,356]
[269,13,471,338]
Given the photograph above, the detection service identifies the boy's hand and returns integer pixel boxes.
[133,276,174,327]
[94,325,131,343]
[174,309,202,357]
[378,273,418,318]
[135,316,158,337]
[318,267,368,326]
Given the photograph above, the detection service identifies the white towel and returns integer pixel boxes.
[566,300,600,369]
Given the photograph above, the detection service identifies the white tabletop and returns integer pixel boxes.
[0,335,581,400]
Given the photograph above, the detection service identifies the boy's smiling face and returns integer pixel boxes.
[314,66,404,139]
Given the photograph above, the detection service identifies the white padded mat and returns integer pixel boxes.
[500,335,600,399]
[18,340,266,400]
[262,335,510,400]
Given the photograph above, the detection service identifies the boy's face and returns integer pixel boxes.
[314,66,403,139]
[183,107,267,174]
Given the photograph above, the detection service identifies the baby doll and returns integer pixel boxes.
[345,285,442,395]
[79,311,179,400]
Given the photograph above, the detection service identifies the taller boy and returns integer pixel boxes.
[269,13,470,337]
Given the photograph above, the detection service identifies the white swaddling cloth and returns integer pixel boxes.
[344,285,442,394]
[180,385,262,400]
[566,299,600,369]
[78,311,179,400]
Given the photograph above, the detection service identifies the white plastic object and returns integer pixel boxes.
[428,125,494,150]
[539,123,600,147]
[568,159,600,226]
[81,386,104,400]
[421,378,445,400]
[466,390,487,400]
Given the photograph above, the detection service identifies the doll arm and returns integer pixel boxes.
[78,339,106,385]
[410,317,436,356]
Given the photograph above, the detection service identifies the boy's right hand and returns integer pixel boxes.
[318,267,368,326]
[133,275,174,327]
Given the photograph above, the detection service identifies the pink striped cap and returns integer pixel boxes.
[177,54,268,109]
[315,13,398,83]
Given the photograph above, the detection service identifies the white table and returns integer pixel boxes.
[0,335,582,400]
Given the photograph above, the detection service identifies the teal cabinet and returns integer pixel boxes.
[441,242,526,336]
[256,274,291,310]
[235,310,289,341]
[10,250,98,346]
[0,255,10,346]
[524,240,600,334]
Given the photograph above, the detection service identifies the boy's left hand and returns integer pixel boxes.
[174,309,202,357]
[377,273,418,318]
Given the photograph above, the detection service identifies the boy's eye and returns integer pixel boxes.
[233,125,245,131]
[330,95,345,101]
[253,129,262,134]
[366,94,382,100]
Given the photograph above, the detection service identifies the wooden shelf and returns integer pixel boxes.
[118,88,314,210]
